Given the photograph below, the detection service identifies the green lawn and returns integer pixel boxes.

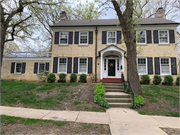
[1,80,105,112]
[139,85,179,117]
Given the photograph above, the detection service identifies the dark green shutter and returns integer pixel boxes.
[22,63,26,73]
[89,31,93,44]
[54,32,59,44]
[88,57,93,73]
[73,57,78,73]
[69,32,73,44]
[147,30,152,44]
[11,62,15,73]
[46,63,49,71]
[155,57,160,74]
[34,63,38,73]
[117,31,121,44]
[102,31,107,44]
[53,57,58,73]
[169,30,175,43]
[74,32,79,44]
[147,57,153,74]
[171,57,177,75]
[153,30,159,43]
[67,57,72,73]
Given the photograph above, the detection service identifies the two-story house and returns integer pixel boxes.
[1,8,179,83]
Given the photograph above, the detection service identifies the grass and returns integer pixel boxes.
[139,85,179,117]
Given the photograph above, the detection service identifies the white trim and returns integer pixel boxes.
[59,32,68,45]
[160,57,171,75]
[3,58,51,61]
[78,57,88,74]
[136,30,147,44]
[14,62,22,74]
[58,57,68,74]
[107,31,117,45]
[158,30,169,44]
[79,31,89,45]
[137,57,147,75]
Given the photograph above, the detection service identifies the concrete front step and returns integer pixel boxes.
[109,103,131,108]
[106,89,124,92]
[105,86,124,89]
[105,92,130,98]
[105,98,132,103]
[103,83,123,86]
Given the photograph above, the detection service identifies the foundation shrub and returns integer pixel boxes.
[59,73,66,83]
[70,73,77,83]
[37,71,49,82]
[176,76,179,85]
[140,75,150,85]
[47,73,56,83]
[153,75,162,85]
[79,74,87,83]
[164,75,173,86]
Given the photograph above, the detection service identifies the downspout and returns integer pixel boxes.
[95,26,98,82]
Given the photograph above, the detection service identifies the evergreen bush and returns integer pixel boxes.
[164,75,173,85]
[47,73,56,83]
[59,73,66,83]
[70,73,77,83]
[153,75,162,85]
[140,75,150,84]
[79,74,87,83]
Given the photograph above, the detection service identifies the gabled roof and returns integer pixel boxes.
[51,18,179,27]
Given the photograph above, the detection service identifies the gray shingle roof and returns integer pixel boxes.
[51,18,179,27]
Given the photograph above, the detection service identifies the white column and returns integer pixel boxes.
[100,53,103,80]
[122,53,124,74]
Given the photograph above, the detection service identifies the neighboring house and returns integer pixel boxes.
[1,8,179,83]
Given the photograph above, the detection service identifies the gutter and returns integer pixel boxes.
[95,26,98,83]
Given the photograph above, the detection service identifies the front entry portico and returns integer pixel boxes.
[99,45,124,80]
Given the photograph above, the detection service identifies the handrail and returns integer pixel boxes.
[121,73,127,91]
[128,81,135,108]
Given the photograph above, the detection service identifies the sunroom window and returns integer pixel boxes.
[136,31,146,44]
[79,58,87,74]
[107,31,116,44]
[60,32,68,44]
[160,58,170,75]
[15,63,22,73]
[137,58,147,75]
[59,58,67,73]
[79,32,88,44]
[38,63,45,72]
[159,30,169,44]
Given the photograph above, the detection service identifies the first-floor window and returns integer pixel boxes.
[79,58,87,74]
[137,58,147,75]
[39,63,45,72]
[15,63,22,73]
[160,58,170,75]
[59,58,67,73]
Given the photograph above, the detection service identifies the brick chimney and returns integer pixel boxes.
[155,7,165,19]
[60,11,68,20]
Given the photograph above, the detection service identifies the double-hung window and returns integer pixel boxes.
[159,30,169,44]
[60,32,68,44]
[15,63,22,73]
[160,58,170,75]
[38,63,45,72]
[136,31,146,44]
[79,32,88,45]
[137,58,147,75]
[59,58,67,73]
[107,31,116,44]
[79,58,87,74]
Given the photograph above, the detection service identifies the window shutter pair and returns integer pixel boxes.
[154,57,177,75]
[74,31,93,44]
[53,57,72,73]
[102,31,122,44]
[10,62,26,73]
[73,57,93,73]
[54,32,73,44]
[153,30,175,44]
[34,63,49,74]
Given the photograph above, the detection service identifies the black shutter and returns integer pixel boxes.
[67,57,72,73]
[88,57,93,73]
[117,31,122,44]
[153,30,159,43]
[53,57,58,73]
[169,30,175,43]
[147,30,152,44]
[74,32,79,44]
[22,63,26,73]
[102,31,107,44]
[147,57,153,74]
[34,63,38,74]
[69,32,73,44]
[46,63,49,71]
[54,32,59,44]
[89,31,93,44]
[155,57,160,74]
[171,57,177,75]
[11,62,15,73]
[73,57,78,73]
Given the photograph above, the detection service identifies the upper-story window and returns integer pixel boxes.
[79,32,88,45]
[160,58,170,75]
[137,58,147,75]
[107,31,116,44]
[15,63,22,73]
[60,32,68,45]
[136,31,146,44]
[159,30,169,44]
[58,58,67,73]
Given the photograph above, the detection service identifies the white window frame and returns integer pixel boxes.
[158,30,169,44]
[14,62,22,74]
[137,58,147,75]
[136,30,146,44]
[160,58,171,75]
[58,57,68,74]
[79,31,88,45]
[78,58,88,74]
[38,63,46,73]
[59,32,68,45]
[107,31,116,45]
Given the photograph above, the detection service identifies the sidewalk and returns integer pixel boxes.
[0,106,179,135]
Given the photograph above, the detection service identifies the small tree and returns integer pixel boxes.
[37,71,49,82]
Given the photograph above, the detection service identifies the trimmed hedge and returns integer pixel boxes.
[140,75,150,85]
[176,76,179,85]
[59,73,66,83]
[164,75,173,85]
[153,75,162,85]
[70,73,77,83]
[47,73,56,83]
[79,74,87,83]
